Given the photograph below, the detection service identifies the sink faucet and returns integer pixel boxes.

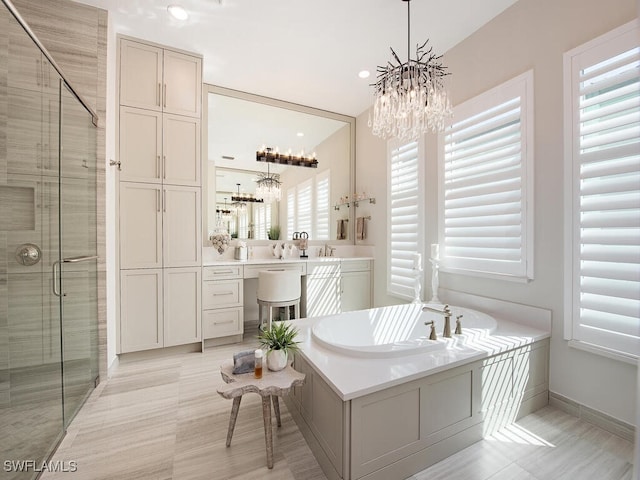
[422,304,452,338]
[324,244,336,257]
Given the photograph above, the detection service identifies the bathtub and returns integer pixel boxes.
[311,302,497,357]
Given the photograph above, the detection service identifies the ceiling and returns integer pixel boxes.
[72,0,518,117]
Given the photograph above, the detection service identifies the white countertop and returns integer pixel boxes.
[291,310,550,402]
[203,256,374,267]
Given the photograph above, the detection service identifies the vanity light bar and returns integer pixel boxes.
[231,194,263,203]
[256,147,318,168]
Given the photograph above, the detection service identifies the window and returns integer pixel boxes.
[439,70,534,280]
[287,187,295,239]
[297,179,313,237]
[388,138,424,299]
[563,21,640,361]
[315,170,331,240]
[253,203,271,240]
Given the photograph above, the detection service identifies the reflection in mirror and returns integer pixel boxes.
[205,85,355,244]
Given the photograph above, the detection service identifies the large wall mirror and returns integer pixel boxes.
[204,85,355,244]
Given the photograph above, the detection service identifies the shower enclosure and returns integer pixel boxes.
[1,2,99,478]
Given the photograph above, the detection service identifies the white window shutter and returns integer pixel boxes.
[564,21,640,359]
[388,139,423,299]
[316,170,330,240]
[439,70,534,280]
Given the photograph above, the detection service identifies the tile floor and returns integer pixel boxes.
[40,339,635,480]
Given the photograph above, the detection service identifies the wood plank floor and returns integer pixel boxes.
[41,338,635,480]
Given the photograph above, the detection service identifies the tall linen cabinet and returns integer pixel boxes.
[117,37,203,353]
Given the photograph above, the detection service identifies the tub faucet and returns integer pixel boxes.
[422,304,452,338]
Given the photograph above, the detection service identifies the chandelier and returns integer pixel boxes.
[217,198,233,221]
[368,0,452,141]
[231,184,247,213]
[255,162,282,203]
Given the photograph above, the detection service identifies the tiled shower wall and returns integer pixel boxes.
[10,0,108,380]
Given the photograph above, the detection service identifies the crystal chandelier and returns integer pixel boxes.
[368,0,452,141]
[217,197,233,221]
[255,163,282,203]
[231,184,247,213]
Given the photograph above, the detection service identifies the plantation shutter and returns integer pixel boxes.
[388,139,423,299]
[287,187,295,238]
[440,71,533,279]
[316,170,330,240]
[566,22,640,357]
[297,179,313,237]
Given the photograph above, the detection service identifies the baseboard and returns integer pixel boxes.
[549,391,635,443]
[203,334,244,348]
[118,342,201,363]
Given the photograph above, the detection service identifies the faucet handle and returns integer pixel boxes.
[425,321,437,340]
[455,315,463,334]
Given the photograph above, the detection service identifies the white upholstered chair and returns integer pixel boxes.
[257,270,301,330]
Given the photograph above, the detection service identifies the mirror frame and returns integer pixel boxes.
[203,84,356,246]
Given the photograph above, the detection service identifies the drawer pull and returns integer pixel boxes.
[213,291,234,296]
[267,268,286,271]
[213,319,234,325]
[212,270,234,274]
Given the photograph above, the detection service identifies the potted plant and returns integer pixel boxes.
[268,225,280,240]
[257,321,300,371]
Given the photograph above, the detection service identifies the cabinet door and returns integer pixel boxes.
[163,49,201,117]
[120,269,163,353]
[119,107,162,183]
[163,185,202,267]
[164,267,201,346]
[163,114,200,186]
[119,39,162,111]
[119,182,162,269]
[306,275,340,317]
[341,270,372,312]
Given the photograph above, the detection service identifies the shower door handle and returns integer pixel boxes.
[52,260,61,297]
[62,255,99,263]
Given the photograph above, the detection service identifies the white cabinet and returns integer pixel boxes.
[119,183,201,269]
[119,108,201,185]
[119,38,202,117]
[164,267,201,346]
[306,260,372,317]
[117,37,203,354]
[341,260,372,312]
[119,182,162,269]
[120,267,201,353]
[202,266,244,339]
[120,269,163,353]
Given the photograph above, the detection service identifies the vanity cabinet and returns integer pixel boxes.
[117,36,203,354]
[306,260,372,317]
[119,38,202,118]
[202,266,244,339]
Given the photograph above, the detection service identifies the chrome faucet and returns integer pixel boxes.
[422,304,452,338]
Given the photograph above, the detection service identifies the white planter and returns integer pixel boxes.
[267,349,288,371]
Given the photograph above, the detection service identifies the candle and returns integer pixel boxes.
[412,252,422,270]
[431,244,439,260]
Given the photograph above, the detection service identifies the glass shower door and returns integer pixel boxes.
[58,83,98,426]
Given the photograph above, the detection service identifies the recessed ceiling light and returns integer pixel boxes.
[167,5,188,20]
[297,132,304,137]
[358,70,370,79]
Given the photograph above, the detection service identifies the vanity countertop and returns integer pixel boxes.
[202,256,374,267]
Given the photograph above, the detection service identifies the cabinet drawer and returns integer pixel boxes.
[243,262,306,279]
[307,261,340,276]
[203,265,243,281]
[341,259,372,272]
[203,279,242,309]
[203,307,243,339]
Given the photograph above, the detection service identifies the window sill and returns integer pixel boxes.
[439,266,532,284]
[568,340,638,366]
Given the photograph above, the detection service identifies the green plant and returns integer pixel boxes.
[258,322,300,353]
[268,225,280,240]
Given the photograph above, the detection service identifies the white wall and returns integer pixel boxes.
[356,0,637,424]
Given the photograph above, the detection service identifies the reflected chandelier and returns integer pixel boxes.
[368,0,452,141]
[255,162,282,203]
[231,184,247,213]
